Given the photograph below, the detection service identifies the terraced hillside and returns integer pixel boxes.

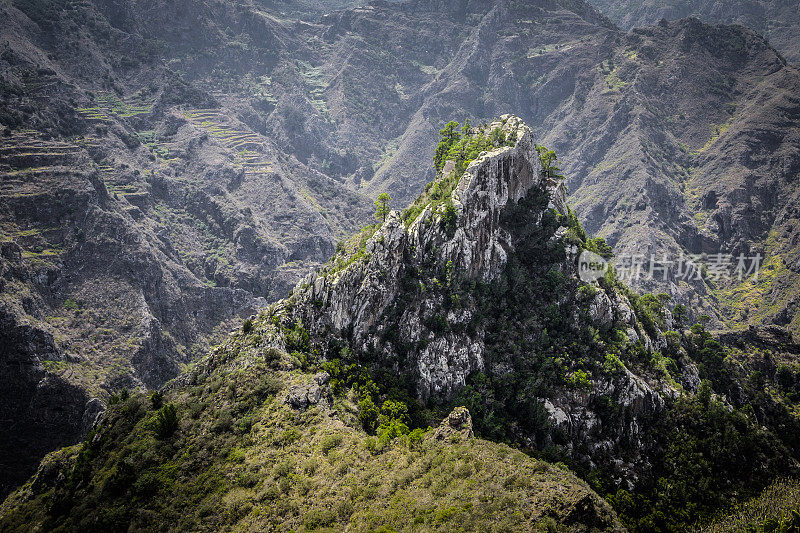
[0,0,372,497]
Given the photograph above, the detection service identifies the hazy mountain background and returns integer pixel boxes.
[1,0,799,501]
[587,0,800,62]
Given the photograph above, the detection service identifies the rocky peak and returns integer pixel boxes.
[284,115,663,404]
[289,115,570,396]
[270,115,694,483]
[409,115,569,280]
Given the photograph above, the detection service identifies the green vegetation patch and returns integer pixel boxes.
[699,478,800,533]
[401,120,516,228]
[77,93,153,121]
[326,223,380,277]
[0,314,617,531]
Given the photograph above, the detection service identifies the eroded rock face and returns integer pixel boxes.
[295,116,570,399]
[283,116,684,480]
[284,373,332,411]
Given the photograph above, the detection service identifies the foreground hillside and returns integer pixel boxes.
[3,117,798,531]
[0,338,622,532]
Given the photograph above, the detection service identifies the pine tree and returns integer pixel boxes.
[375,192,391,222]
[434,121,461,172]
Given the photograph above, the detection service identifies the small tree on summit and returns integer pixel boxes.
[375,192,391,222]
[434,121,461,172]
[535,145,564,180]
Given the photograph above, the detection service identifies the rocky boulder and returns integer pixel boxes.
[433,406,475,441]
[284,372,331,411]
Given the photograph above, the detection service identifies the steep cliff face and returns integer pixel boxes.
[296,117,564,396]
[281,116,681,482]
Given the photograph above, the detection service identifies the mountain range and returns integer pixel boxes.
[587,0,800,62]
[1,0,799,525]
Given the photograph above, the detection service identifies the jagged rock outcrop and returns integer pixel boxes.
[434,406,474,441]
[295,116,571,398]
[281,116,685,481]
[284,372,332,411]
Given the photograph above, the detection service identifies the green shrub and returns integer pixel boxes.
[319,434,343,454]
[490,127,507,146]
[212,410,234,434]
[263,347,283,366]
[103,460,135,496]
[254,375,283,397]
[433,121,461,172]
[602,353,625,375]
[408,427,427,446]
[568,369,592,390]
[275,428,302,447]
[304,508,337,529]
[108,388,129,406]
[672,304,688,326]
[150,391,163,410]
[578,284,598,300]
[132,470,163,498]
[777,365,797,392]
[284,320,310,353]
[635,293,668,337]
[376,400,411,444]
[377,418,409,446]
[365,437,379,455]
[585,237,614,259]
[440,202,458,238]
[378,400,409,427]
[153,403,178,439]
[357,396,379,431]
[664,330,682,356]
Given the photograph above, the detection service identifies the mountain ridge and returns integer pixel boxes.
[586,0,800,62]
[2,0,800,507]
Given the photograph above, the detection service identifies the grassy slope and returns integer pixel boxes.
[0,314,622,532]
